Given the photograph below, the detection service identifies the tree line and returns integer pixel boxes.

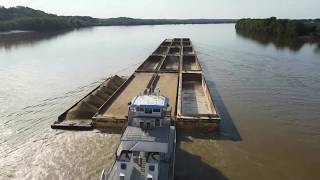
[0,6,237,32]
[0,6,99,32]
[235,17,320,37]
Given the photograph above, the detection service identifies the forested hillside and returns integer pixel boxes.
[235,17,320,37]
[0,6,237,32]
[0,6,98,31]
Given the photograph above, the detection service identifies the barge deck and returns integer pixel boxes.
[51,75,125,130]
[52,38,221,131]
[152,73,179,117]
[96,73,154,120]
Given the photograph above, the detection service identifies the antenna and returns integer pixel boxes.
[155,87,160,96]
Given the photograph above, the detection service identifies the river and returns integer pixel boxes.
[0,24,319,180]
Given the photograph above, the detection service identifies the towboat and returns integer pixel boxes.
[100,89,176,180]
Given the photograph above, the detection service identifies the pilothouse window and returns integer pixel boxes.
[149,165,155,171]
[120,163,127,170]
[145,108,152,114]
[155,119,160,127]
[153,108,160,112]
[136,107,144,112]
[140,122,144,128]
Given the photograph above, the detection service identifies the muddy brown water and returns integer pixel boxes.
[1,24,320,180]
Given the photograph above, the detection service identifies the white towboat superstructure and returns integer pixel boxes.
[100,90,176,180]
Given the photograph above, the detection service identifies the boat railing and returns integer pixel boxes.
[120,121,129,139]
[171,126,177,180]
[165,110,172,117]
[99,168,107,180]
[100,160,117,180]
[163,106,172,117]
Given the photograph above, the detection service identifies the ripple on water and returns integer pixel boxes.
[0,77,120,180]
[2,130,120,180]
[1,25,320,180]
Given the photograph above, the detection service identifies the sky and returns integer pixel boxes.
[1,0,319,19]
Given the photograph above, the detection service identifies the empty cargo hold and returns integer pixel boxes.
[161,40,172,46]
[168,47,181,55]
[136,55,164,72]
[172,41,181,46]
[152,73,179,117]
[182,41,191,46]
[182,55,201,71]
[51,76,125,130]
[183,46,194,55]
[180,73,217,116]
[60,76,125,120]
[153,46,169,56]
[96,73,154,120]
[160,55,180,71]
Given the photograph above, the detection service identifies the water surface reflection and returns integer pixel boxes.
[0,28,94,51]
[236,30,320,52]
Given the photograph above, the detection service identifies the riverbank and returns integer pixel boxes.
[0,6,237,32]
[235,17,320,44]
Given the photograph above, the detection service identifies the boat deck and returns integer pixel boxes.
[122,126,170,143]
[102,126,176,180]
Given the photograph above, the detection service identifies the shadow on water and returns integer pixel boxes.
[0,28,93,50]
[315,43,320,54]
[236,30,320,52]
[174,80,240,179]
[207,80,242,141]
[176,80,242,142]
[174,140,229,180]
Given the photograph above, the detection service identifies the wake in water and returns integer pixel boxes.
[0,62,142,180]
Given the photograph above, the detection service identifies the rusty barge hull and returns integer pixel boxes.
[52,38,221,131]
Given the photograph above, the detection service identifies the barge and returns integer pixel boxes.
[52,38,221,131]
[51,75,126,130]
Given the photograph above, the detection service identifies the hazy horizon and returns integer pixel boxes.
[1,0,319,19]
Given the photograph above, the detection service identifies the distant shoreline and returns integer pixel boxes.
[0,30,34,35]
[235,17,320,44]
[0,6,238,32]
[0,23,237,35]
